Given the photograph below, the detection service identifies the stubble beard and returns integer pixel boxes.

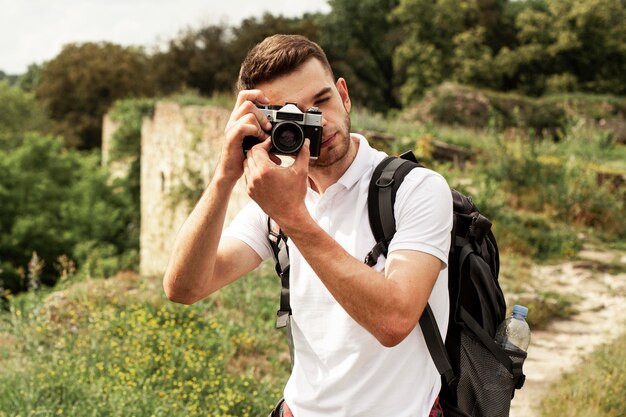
[309,113,352,169]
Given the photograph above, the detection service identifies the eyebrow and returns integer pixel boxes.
[313,87,332,101]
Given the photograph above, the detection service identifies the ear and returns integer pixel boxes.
[336,77,351,113]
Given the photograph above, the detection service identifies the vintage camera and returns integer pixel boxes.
[242,103,323,159]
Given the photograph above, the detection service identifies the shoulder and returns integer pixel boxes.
[394,165,453,220]
[223,201,273,260]
[402,166,450,194]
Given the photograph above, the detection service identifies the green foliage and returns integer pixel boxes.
[352,98,626,260]
[151,25,238,97]
[108,98,156,162]
[486,135,624,235]
[0,269,288,417]
[36,42,156,149]
[392,0,626,102]
[0,70,19,86]
[0,81,49,149]
[319,0,401,111]
[497,0,626,95]
[0,134,137,293]
[391,0,509,103]
[73,240,138,280]
[106,98,157,257]
[16,63,42,93]
[152,14,322,97]
[406,83,625,144]
[230,13,322,71]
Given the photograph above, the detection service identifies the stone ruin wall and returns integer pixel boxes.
[103,102,250,277]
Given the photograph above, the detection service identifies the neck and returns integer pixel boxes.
[308,136,359,194]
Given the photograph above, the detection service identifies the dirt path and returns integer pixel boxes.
[509,248,626,417]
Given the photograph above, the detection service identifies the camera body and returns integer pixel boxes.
[242,103,323,159]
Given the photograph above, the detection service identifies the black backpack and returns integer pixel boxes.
[268,151,526,417]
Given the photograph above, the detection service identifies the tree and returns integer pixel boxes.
[17,63,42,93]
[0,81,49,149]
[0,134,137,293]
[319,0,401,112]
[36,42,156,149]
[230,12,322,71]
[152,14,323,97]
[392,0,519,104]
[541,0,626,94]
[0,70,19,86]
[151,24,237,96]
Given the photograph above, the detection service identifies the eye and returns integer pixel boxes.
[315,97,330,106]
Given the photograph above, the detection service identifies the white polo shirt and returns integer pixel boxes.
[224,134,453,417]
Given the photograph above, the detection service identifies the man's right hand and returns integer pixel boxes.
[220,89,273,182]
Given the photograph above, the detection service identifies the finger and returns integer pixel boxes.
[228,113,272,142]
[292,138,311,172]
[228,101,273,133]
[231,90,272,129]
[233,89,270,109]
[228,120,270,143]
[246,138,273,170]
[269,153,282,165]
[253,137,274,152]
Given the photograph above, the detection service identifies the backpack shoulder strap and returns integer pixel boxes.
[366,151,457,391]
[268,217,295,367]
[365,152,422,265]
[268,217,291,329]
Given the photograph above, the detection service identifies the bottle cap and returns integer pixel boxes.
[512,304,529,318]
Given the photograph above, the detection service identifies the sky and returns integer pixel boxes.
[0,0,331,75]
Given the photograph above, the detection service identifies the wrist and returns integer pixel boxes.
[213,164,240,188]
[278,207,317,239]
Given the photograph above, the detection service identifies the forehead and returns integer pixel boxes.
[257,58,335,106]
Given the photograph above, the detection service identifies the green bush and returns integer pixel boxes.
[0,300,276,416]
[0,80,49,149]
[73,241,138,279]
[108,98,156,162]
[409,84,569,136]
[0,267,288,417]
[0,134,138,292]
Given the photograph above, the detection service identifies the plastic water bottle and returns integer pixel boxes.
[495,304,531,353]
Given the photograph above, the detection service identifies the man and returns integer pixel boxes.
[163,34,452,417]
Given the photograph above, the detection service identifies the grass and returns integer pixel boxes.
[0,266,289,417]
[539,331,626,417]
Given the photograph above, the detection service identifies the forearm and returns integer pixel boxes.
[163,169,237,303]
[282,215,431,347]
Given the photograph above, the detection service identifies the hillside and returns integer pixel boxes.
[2,86,626,416]
[2,243,625,416]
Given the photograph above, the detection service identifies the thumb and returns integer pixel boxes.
[293,138,310,171]
[252,137,273,152]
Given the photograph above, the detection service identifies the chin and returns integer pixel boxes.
[310,138,349,168]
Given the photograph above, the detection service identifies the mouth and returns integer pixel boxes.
[321,132,336,148]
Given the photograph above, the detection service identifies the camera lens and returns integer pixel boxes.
[272,122,304,154]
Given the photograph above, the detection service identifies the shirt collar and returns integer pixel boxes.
[336,133,375,191]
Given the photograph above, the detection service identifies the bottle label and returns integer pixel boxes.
[501,341,525,354]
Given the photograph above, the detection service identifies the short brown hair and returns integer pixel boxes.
[236,34,334,92]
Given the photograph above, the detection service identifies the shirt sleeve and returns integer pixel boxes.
[222,201,274,262]
[387,169,453,267]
